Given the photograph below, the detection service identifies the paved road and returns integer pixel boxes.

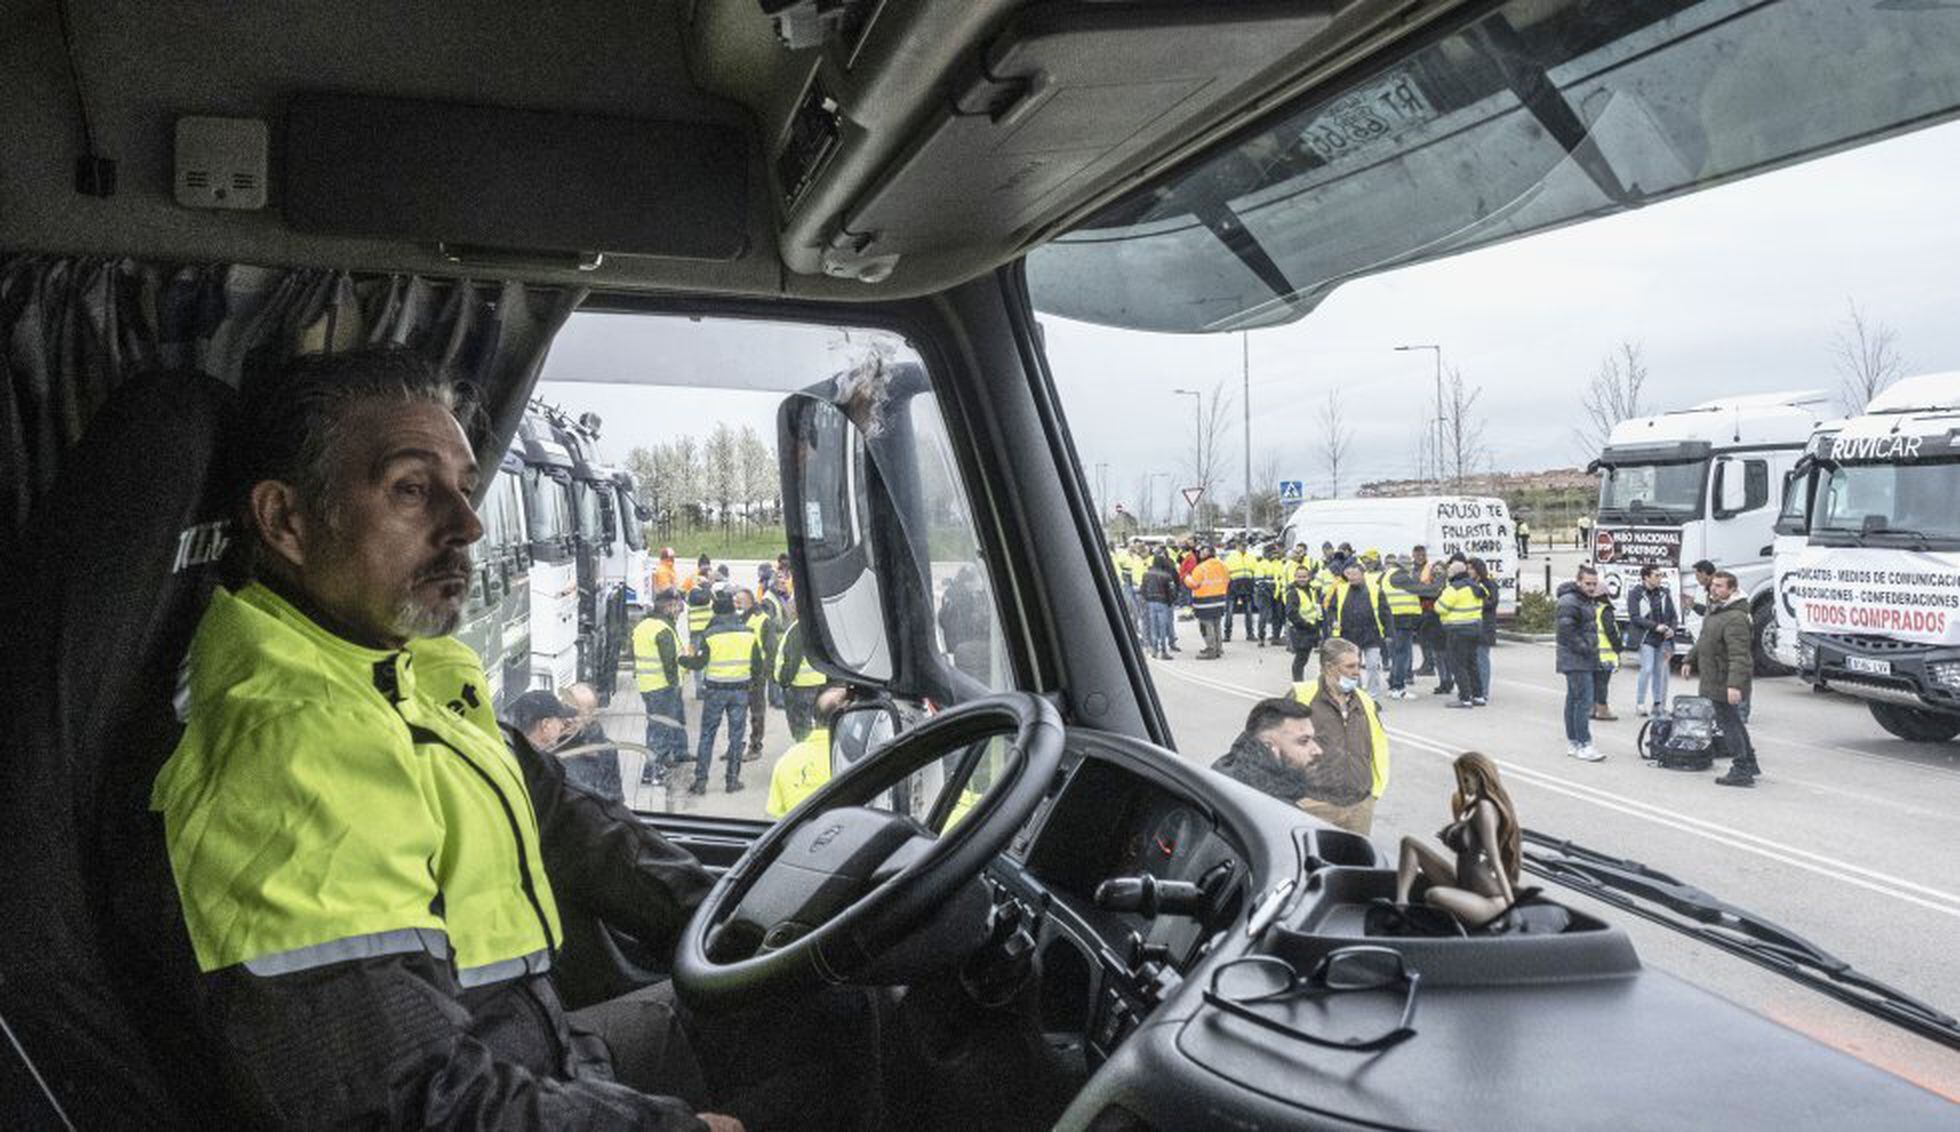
[1145,631,1960,1099]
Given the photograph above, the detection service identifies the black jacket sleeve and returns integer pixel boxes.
[508,726,714,947]
[658,630,679,687]
[198,949,707,1131]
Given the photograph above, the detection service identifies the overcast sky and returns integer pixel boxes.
[541,117,1960,514]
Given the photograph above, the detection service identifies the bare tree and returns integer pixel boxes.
[1440,366,1489,490]
[1314,389,1355,498]
[1185,381,1233,528]
[1831,298,1906,413]
[1253,450,1287,528]
[1132,473,1158,533]
[1573,340,1648,457]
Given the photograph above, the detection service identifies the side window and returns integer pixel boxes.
[484,311,1006,828]
[1743,459,1770,512]
[1773,470,1810,535]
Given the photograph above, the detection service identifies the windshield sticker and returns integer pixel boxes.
[1297,71,1436,165]
[804,500,825,541]
[1595,526,1684,567]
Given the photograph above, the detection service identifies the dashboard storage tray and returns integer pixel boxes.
[1269,866,1639,987]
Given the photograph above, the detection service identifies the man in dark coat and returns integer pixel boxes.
[1684,569,1760,786]
[1555,567,1607,762]
[1211,697,1320,808]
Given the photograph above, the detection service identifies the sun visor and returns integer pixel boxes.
[823,2,1335,282]
[284,93,750,261]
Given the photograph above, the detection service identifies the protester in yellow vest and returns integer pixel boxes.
[1288,639,1390,834]
[766,685,849,818]
[632,588,687,781]
[679,588,763,795]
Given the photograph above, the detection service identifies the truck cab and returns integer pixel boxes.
[1787,373,1960,742]
[1592,392,1830,671]
[514,412,581,692]
[6,2,1960,1129]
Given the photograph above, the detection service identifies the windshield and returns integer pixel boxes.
[618,484,646,550]
[1027,0,1960,332]
[1598,462,1706,521]
[1815,461,1960,543]
[575,479,605,544]
[1032,1,1960,1082]
[524,470,574,545]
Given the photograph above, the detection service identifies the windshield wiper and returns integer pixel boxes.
[1520,830,1960,1051]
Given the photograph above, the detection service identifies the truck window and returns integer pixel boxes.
[512,310,1007,828]
[1743,459,1770,513]
[1773,470,1812,536]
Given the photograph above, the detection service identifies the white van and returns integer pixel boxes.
[1280,496,1517,614]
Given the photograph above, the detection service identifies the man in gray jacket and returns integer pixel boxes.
[1684,569,1761,787]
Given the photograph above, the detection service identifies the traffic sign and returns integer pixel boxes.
[1278,480,1304,504]
[1182,486,1205,509]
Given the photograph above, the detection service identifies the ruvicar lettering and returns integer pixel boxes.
[1830,435,1923,462]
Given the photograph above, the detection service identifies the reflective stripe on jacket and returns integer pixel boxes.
[632,616,677,691]
[778,619,827,687]
[152,582,560,982]
[1382,571,1422,618]
[1185,558,1230,609]
[1437,577,1484,633]
[701,621,758,685]
[1290,680,1391,798]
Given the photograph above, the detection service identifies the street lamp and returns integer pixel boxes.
[1172,388,1202,531]
[1394,344,1443,489]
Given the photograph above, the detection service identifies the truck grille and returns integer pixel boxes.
[1815,633,1936,655]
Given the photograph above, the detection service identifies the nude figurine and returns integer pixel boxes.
[1393,751,1521,928]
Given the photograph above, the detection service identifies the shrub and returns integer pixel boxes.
[1513,591,1555,634]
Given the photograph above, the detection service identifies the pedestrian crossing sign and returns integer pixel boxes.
[1278,480,1304,504]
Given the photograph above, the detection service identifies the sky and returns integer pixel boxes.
[538,117,1960,516]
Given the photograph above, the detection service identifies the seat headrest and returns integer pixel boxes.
[38,370,242,802]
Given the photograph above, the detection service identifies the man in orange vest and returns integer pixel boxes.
[1184,544,1231,659]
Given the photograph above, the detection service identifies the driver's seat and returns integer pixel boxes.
[0,369,245,1127]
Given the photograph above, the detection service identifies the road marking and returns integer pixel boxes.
[1149,658,1960,920]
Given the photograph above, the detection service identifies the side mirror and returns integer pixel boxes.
[1713,458,1748,517]
[779,391,896,683]
[830,700,902,774]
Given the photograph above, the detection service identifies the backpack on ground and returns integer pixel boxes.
[1638,695,1723,771]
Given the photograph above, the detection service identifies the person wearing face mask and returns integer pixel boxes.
[1286,638,1391,834]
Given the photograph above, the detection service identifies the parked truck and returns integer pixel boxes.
[1589,391,1830,673]
[1782,372,1960,742]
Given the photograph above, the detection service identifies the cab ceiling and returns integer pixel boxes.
[0,0,1464,302]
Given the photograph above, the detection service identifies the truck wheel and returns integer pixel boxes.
[1751,600,1794,678]
[1868,702,1960,743]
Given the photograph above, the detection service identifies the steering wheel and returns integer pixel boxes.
[672,693,1064,1010]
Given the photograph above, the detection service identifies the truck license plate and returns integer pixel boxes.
[1845,655,1892,676]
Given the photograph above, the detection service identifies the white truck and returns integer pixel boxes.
[515,411,582,691]
[1781,372,1960,743]
[1280,495,1516,613]
[1589,391,1830,673]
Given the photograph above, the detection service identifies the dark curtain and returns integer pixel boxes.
[0,255,586,539]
